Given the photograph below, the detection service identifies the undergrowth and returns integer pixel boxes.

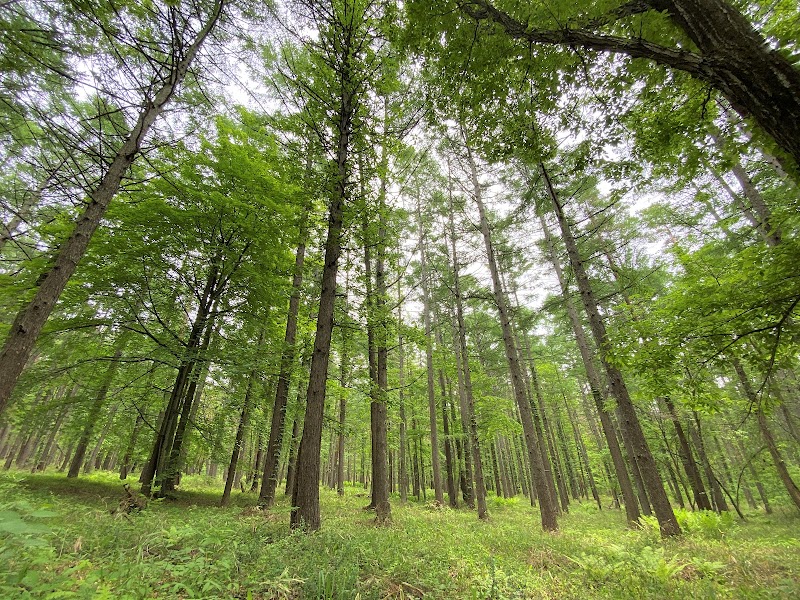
[0,471,797,599]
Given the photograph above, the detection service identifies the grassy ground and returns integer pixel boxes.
[0,471,798,599]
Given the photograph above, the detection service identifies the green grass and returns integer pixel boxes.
[0,471,798,599]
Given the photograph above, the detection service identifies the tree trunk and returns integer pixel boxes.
[291,79,352,530]
[733,359,800,511]
[397,290,409,503]
[446,181,486,518]
[539,215,640,525]
[140,263,220,496]
[259,177,310,508]
[120,413,144,480]
[35,394,69,471]
[68,344,125,478]
[417,202,444,506]
[662,396,713,510]
[284,413,301,497]
[439,369,458,508]
[0,0,227,416]
[469,147,556,530]
[84,401,121,474]
[687,416,728,512]
[221,367,258,507]
[542,162,679,536]
[463,0,800,170]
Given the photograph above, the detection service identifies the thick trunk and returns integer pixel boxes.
[649,0,800,169]
[291,77,352,530]
[371,105,392,524]
[0,0,226,415]
[543,163,679,536]
[463,0,800,170]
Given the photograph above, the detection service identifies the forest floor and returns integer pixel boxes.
[0,471,798,599]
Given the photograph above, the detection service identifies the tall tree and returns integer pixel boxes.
[0,0,228,415]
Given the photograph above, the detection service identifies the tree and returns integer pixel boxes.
[453,0,800,172]
[0,0,229,415]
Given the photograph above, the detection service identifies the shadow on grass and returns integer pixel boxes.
[6,470,262,509]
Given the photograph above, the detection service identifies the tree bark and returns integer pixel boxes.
[447,178,486,518]
[662,396,713,510]
[470,147,556,530]
[539,215,641,525]
[0,0,227,416]
[542,162,679,536]
[462,0,800,170]
[221,361,259,507]
[67,344,125,478]
[291,35,354,529]
[733,359,800,511]
[259,168,311,508]
[417,201,445,506]
[397,290,409,503]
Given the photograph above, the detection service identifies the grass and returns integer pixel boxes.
[0,470,798,599]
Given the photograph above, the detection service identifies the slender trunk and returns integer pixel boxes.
[708,133,781,245]
[737,439,772,513]
[542,162,679,536]
[68,344,125,478]
[446,177,485,518]
[469,146,554,529]
[336,347,347,496]
[84,401,121,474]
[733,360,800,511]
[688,416,728,512]
[662,396,713,510]
[120,414,144,480]
[284,413,301,497]
[539,215,640,525]
[564,394,601,509]
[397,291,409,503]
[439,369,458,507]
[259,170,310,508]
[417,202,444,505]
[526,357,565,513]
[36,395,69,471]
[222,367,258,507]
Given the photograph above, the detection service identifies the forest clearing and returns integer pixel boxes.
[1,471,798,599]
[1,0,800,598]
